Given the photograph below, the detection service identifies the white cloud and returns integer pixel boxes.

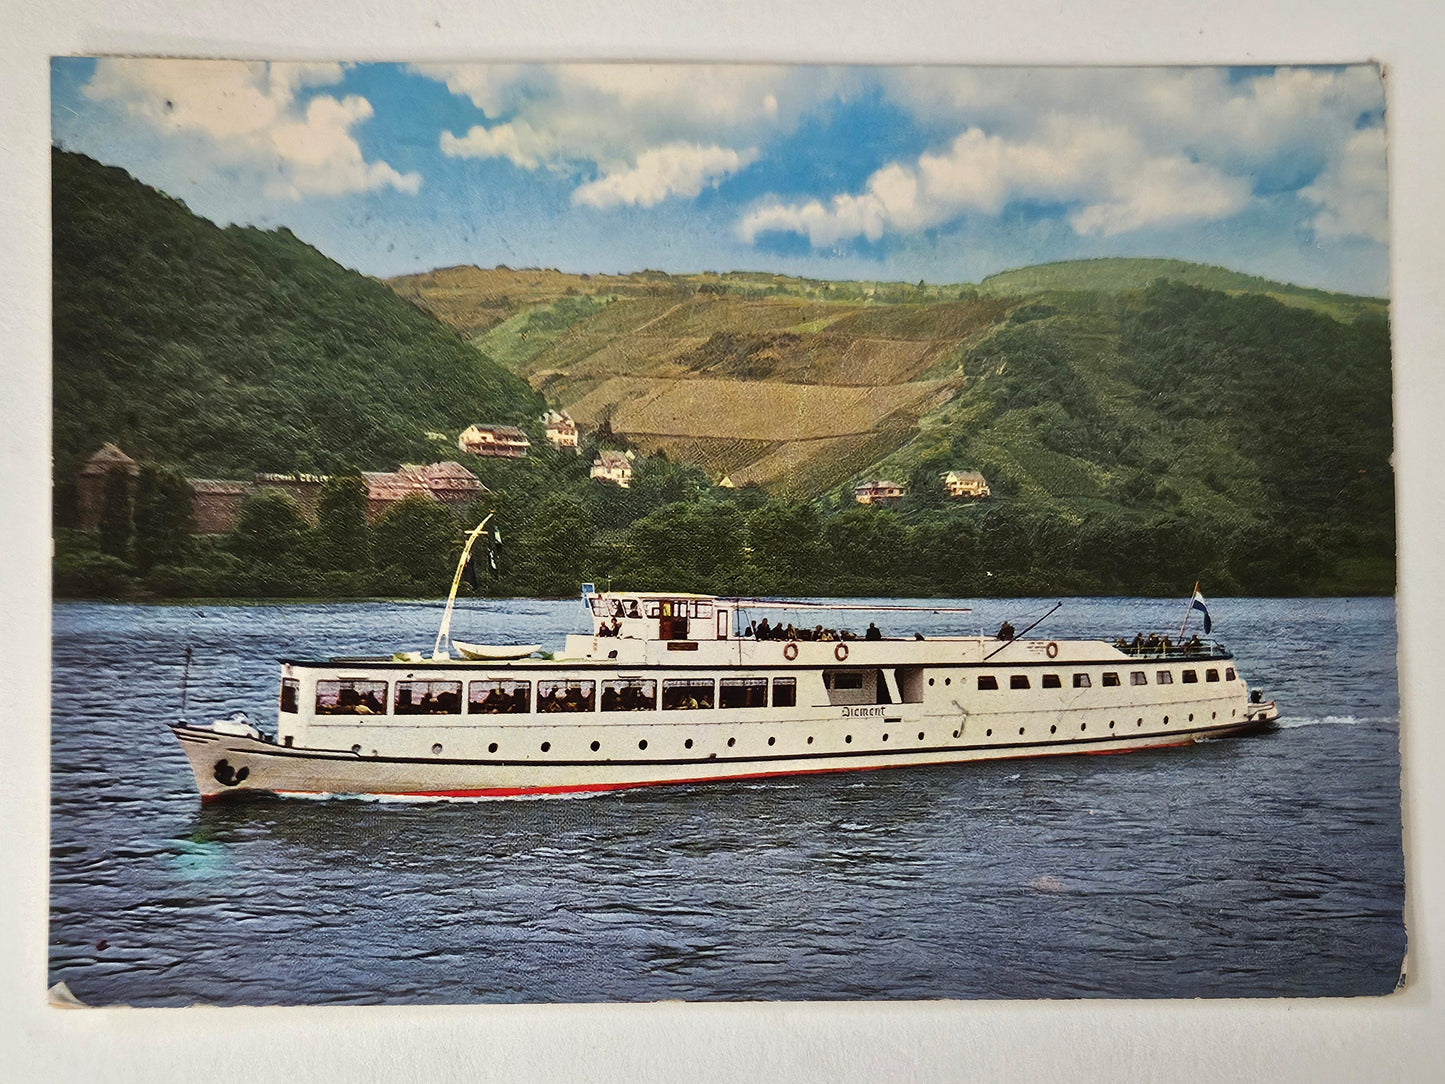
[1301,126,1389,243]
[571,144,759,209]
[83,59,420,199]
[440,120,560,171]
[738,119,1251,245]
[420,61,1385,242]
[419,63,843,206]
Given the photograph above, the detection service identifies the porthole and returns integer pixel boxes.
[985,728,992,736]
[952,729,960,738]
[918,732,925,740]
[1081,723,1087,731]
[685,738,694,749]
[1136,717,1143,726]
[928,678,935,686]
[541,741,551,752]
[638,739,648,750]
[727,737,736,747]
[1109,721,1115,729]
[488,742,498,753]
[768,736,776,746]
[1162,715,1168,724]
[944,677,952,686]
[845,734,852,744]
[1018,727,1025,735]
[1211,711,1217,719]
[1050,725,1057,734]
[807,736,814,744]
[882,733,890,742]
[590,740,600,752]
[431,743,442,755]
[1188,713,1194,721]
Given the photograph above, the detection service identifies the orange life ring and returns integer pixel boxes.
[783,642,799,661]
[1045,641,1059,659]
[835,643,849,661]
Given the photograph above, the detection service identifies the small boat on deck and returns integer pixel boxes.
[451,641,541,661]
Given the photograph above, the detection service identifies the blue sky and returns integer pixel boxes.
[51,59,1389,295]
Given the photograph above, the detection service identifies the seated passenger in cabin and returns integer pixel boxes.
[756,617,772,640]
[626,600,641,619]
[866,622,882,641]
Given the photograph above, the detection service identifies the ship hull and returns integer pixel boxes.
[173,710,1277,802]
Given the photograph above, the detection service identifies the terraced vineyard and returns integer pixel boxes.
[388,266,1011,496]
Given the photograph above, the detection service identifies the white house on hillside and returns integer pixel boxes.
[941,469,991,499]
[458,423,531,458]
[542,410,580,452]
[854,479,905,505]
[591,449,635,488]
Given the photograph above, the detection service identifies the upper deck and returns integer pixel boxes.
[282,590,1230,671]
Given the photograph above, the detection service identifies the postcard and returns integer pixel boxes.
[47,58,1403,1008]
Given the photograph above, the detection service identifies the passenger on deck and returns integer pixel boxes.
[866,622,882,641]
[1187,634,1203,653]
[1131,632,1144,654]
[1145,632,1161,653]
[996,620,1016,640]
[1161,635,1172,654]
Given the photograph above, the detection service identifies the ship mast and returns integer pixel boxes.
[432,513,495,660]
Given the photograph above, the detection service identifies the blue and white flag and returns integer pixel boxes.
[1190,588,1212,634]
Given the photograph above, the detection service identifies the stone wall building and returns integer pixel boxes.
[73,445,486,535]
[76,443,138,528]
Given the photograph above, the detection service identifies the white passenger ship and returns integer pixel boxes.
[171,586,1279,802]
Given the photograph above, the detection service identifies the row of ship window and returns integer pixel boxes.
[287,675,798,717]
[941,667,1235,690]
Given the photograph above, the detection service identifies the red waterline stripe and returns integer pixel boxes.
[265,738,1200,800]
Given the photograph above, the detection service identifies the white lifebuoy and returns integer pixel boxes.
[1045,641,1059,659]
[835,643,849,661]
[783,642,799,661]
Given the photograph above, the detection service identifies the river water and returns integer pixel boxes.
[49,596,1405,1005]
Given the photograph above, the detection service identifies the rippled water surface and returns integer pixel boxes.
[50,596,1405,1004]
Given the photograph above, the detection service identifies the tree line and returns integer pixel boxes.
[53,437,1369,602]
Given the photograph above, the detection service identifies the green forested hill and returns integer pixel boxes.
[979,257,1385,323]
[52,149,541,479]
[391,259,1395,594]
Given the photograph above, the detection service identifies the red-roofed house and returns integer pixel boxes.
[397,461,486,505]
